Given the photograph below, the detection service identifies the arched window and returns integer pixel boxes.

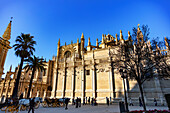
[64,51,71,58]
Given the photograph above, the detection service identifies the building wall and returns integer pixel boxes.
[0,27,170,106]
[51,33,170,105]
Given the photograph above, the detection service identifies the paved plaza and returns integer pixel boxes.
[0,104,169,113]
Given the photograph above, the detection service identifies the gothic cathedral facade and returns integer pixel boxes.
[0,21,170,105]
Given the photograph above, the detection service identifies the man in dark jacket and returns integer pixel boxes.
[107,98,109,106]
[88,97,90,105]
[65,98,70,110]
[76,97,78,108]
[28,97,35,113]
[79,98,81,107]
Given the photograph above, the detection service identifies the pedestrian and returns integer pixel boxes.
[154,98,157,106]
[76,97,78,108]
[79,98,81,107]
[107,97,109,106]
[110,97,112,105]
[88,97,90,105]
[106,97,107,104]
[65,98,69,110]
[91,98,94,106]
[85,97,87,105]
[83,98,85,105]
[139,97,143,107]
[129,98,133,106]
[94,98,97,106]
[28,97,35,113]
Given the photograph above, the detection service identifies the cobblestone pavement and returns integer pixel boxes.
[0,104,168,113]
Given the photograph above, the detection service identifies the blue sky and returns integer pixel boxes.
[0,0,170,76]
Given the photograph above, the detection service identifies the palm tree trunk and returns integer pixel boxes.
[138,81,147,112]
[12,57,24,98]
[27,67,36,98]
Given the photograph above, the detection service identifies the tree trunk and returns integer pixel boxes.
[27,67,36,98]
[138,81,147,112]
[12,57,24,98]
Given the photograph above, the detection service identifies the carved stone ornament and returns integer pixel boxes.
[60,44,76,59]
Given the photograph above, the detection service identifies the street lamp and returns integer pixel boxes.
[119,69,129,112]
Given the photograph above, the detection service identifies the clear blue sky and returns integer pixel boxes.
[0,0,170,76]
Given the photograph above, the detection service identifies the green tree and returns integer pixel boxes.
[24,56,46,98]
[12,33,36,98]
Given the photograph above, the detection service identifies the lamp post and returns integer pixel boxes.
[119,69,129,112]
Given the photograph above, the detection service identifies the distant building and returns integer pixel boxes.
[0,21,169,105]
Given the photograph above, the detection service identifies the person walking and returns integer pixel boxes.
[83,98,85,105]
[28,97,35,113]
[107,97,109,106]
[154,98,157,106]
[94,98,97,106]
[129,98,133,106]
[91,98,94,106]
[76,97,78,108]
[88,97,90,105]
[79,98,81,107]
[85,97,87,105]
[110,97,112,105]
[65,98,69,110]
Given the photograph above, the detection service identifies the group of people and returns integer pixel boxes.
[71,97,98,108]
[129,97,157,107]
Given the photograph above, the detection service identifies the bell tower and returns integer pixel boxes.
[0,19,12,78]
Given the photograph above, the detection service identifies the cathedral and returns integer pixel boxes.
[0,20,170,105]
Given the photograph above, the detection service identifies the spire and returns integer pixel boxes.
[137,24,140,31]
[81,33,84,39]
[81,33,85,53]
[120,30,124,40]
[102,36,105,43]
[128,31,130,37]
[57,38,60,57]
[2,18,12,40]
[58,38,60,46]
[77,38,79,44]
[128,31,132,41]
[137,24,144,42]
[115,34,118,45]
[102,34,104,39]
[88,37,91,46]
[96,38,98,47]
[87,37,91,51]
[9,65,12,72]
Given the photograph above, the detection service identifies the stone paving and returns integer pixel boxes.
[0,104,169,113]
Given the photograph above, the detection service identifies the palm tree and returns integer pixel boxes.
[12,33,36,98]
[24,56,46,98]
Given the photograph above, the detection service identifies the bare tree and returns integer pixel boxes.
[151,37,170,78]
[111,25,156,112]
